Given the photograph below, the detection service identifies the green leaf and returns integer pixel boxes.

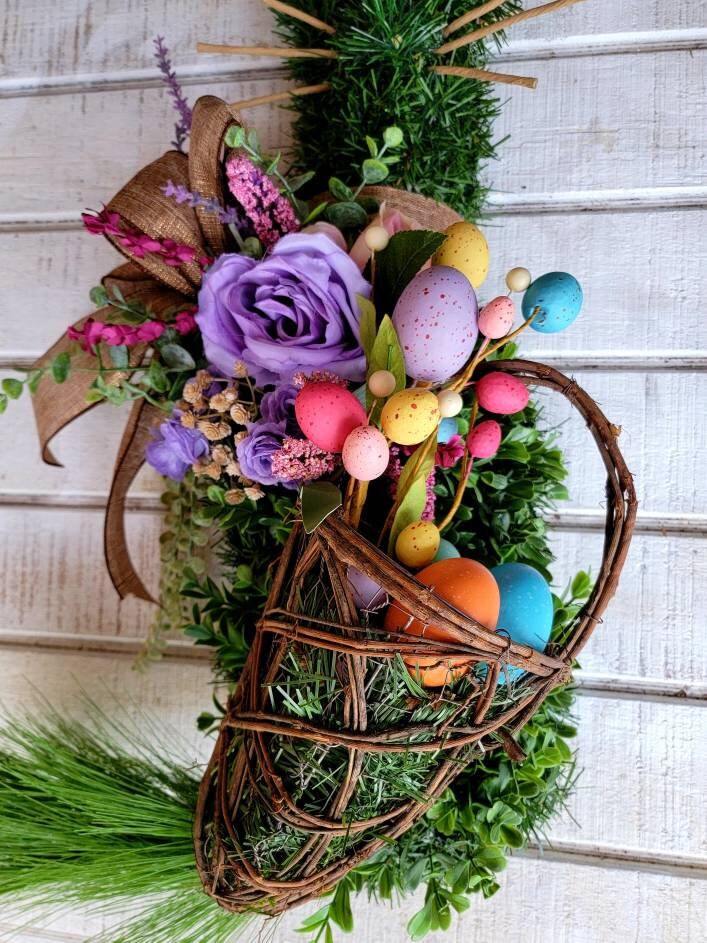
[383,126,404,148]
[325,200,368,229]
[51,352,71,384]
[108,344,129,369]
[158,344,196,371]
[224,124,246,148]
[365,135,378,157]
[287,170,315,192]
[301,481,342,534]
[362,158,389,184]
[570,570,593,599]
[146,360,169,393]
[387,442,435,554]
[27,369,43,394]
[375,230,446,315]
[1,378,23,400]
[89,284,108,306]
[328,176,355,202]
[366,314,405,412]
[407,903,432,941]
[302,201,329,225]
[0,393,7,414]
[358,295,378,363]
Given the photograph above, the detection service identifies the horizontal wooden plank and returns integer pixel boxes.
[1,52,704,215]
[1,208,704,359]
[0,0,696,83]
[0,502,705,685]
[2,857,706,942]
[1,363,703,515]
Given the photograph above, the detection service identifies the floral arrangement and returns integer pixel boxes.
[0,6,636,942]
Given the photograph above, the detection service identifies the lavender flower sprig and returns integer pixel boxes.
[162,181,242,225]
[153,36,192,152]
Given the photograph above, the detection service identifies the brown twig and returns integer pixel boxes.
[432,64,537,90]
[196,42,337,59]
[231,83,330,111]
[436,0,587,55]
[261,0,336,34]
[449,308,539,393]
[443,0,508,36]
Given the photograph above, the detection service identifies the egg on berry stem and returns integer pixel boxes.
[363,225,390,253]
[505,267,532,293]
[368,369,397,399]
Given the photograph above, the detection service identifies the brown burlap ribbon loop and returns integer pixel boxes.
[30,96,246,598]
[188,96,245,257]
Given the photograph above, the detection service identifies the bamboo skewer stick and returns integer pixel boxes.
[261,0,336,34]
[231,83,330,110]
[443,0,508,37]
[432,64,537,90]
[196,42,337,59]
[436,0,587,55]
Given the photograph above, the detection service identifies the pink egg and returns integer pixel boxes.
[476,372,530,415]
[342,425,390,480]
[392,266,478,383]
[468,420,502,459]
[295,382,367,452]
[478,296,516,339]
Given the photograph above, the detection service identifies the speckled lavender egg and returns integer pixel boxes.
[392,266,478,383]
[476,372,530,415]
[295,381,367,452]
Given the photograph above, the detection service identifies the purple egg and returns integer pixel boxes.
[392,266,478,384]
[346,566,388,612]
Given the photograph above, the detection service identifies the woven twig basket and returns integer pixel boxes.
[193,195,637,916]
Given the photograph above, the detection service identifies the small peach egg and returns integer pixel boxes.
[342,425,390,481]
[478,296,516,339]
[368,369,397,399]
[437,389,464,418]
[505,267,532,292]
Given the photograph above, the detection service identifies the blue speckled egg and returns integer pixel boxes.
[437,417,459,443]
[491,562,554,682]
[521,272,583,334]
[433,538,460,562]
[392,266,478,383]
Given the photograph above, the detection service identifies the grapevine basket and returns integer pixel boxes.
[193,189,638,915]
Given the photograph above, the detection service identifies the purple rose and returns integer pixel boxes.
[145,416,209,481]
[260,383,298,428]
[236,420,294,488]
[196,233,370,385]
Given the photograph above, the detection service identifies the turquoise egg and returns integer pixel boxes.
[433,538,460,562]
[353,384,367,408]
[491,562,554,682]
[437,417,459,443]
[521,272,582,334]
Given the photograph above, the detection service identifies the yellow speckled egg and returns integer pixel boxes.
[380,389,441,445]
[432,221,489,289]
[396,521,441,569]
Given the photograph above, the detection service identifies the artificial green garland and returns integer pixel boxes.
[274,0,522,219]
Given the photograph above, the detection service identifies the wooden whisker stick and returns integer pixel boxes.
[261,0,336,34]
[231,83,330,110]
[443,0,508,37]
[432,64,537,90]
[197,43,337,59]
[436,0,587,55]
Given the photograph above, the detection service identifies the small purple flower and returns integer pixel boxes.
[196,233,370,386]
[153,36,192,152]
[146,416,209,481]
[236,420,292,488]
[260,384,298,427]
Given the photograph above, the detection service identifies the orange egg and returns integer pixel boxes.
[402,654,471,688]
[385,558,500,687]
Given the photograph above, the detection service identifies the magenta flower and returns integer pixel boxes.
[435,434,466,469]
[226,155,300,249]
[174,309,197,335]
[271,437,337,484]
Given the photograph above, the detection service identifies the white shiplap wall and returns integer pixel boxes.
[0,1,705,940]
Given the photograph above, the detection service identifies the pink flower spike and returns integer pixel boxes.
[174,310,197,335]
[100,324,128,346]
[136,321,166,343]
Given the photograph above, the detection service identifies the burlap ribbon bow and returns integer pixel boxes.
[30,96,245,603]
[30,94,463,605]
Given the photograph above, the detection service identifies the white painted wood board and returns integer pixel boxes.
[0,0,704,939]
